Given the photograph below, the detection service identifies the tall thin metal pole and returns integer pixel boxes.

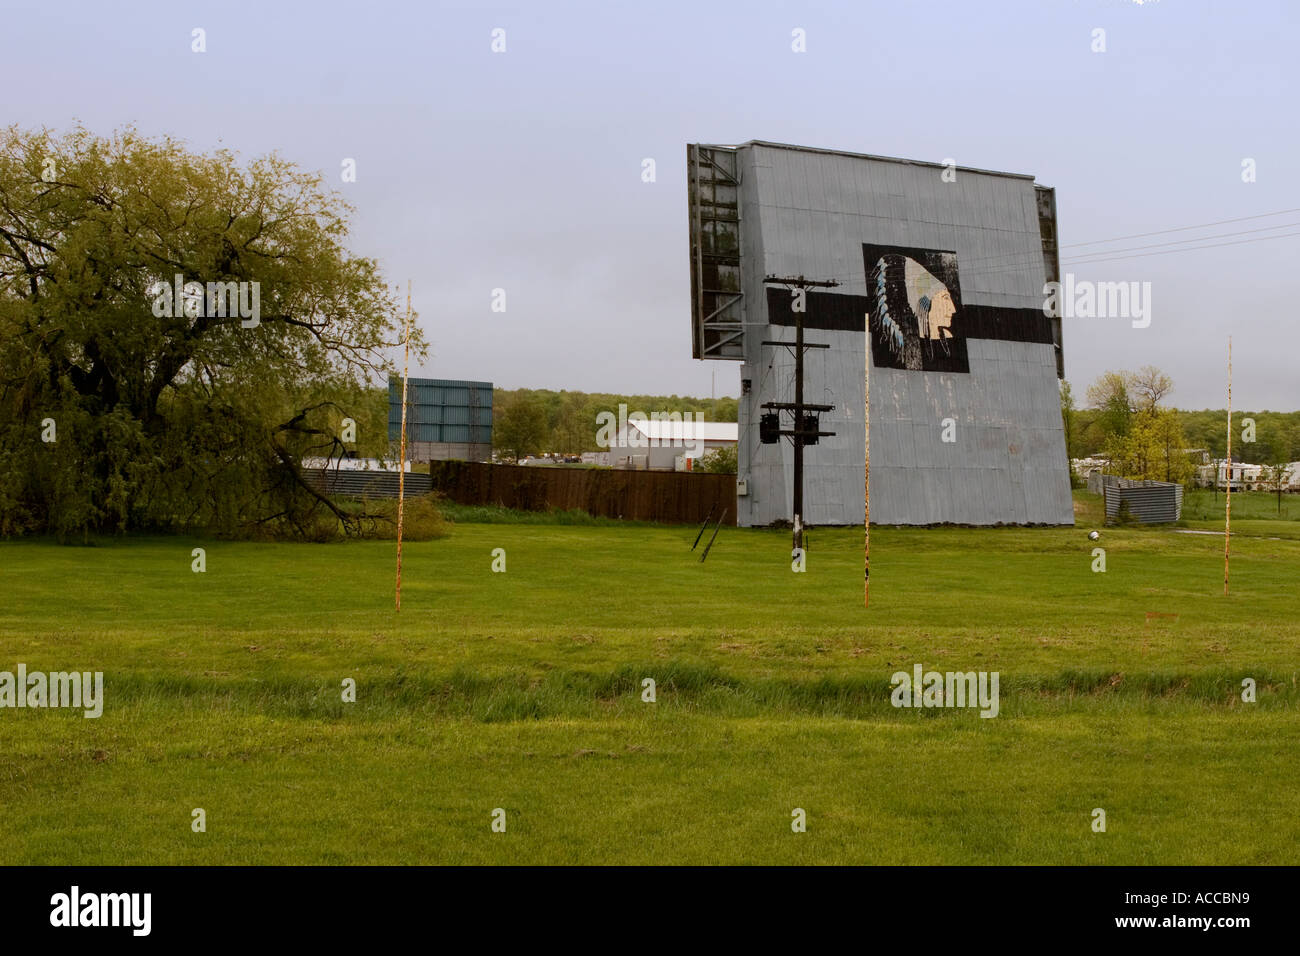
[1224,336,1232,596]
[793,292,805,555]
[396,281,411,611]
[864,328,870,609]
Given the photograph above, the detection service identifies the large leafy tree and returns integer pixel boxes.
[0,125,422,538]
[1106,407,1194,483]
[493,391,548,461]
[1085,370,1134,444]
[1059,380,1079,462]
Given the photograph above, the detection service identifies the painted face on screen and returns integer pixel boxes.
[905,258,956,348]
[918,289,956,344]
[870,253,960,369]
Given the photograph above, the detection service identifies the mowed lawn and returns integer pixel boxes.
[2,493,1299,864]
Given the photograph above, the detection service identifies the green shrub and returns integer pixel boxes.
[356,493,450,540]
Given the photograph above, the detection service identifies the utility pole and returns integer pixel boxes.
[761,275,839,555]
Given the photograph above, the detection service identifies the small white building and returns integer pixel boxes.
[1071,457,1110,481]
[1196,461,1268,491]
[607,418,738,471]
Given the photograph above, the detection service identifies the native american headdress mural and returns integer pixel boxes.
[864,245,969,373]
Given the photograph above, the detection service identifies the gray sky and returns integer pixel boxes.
[11,0,1298,409]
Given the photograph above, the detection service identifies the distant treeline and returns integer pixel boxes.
[1068,408,1300,463]
[1175,410,1300,462]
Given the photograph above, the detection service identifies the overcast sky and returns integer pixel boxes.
[11,0,1298,409]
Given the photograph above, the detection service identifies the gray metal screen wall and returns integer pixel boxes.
[714,141,1073,527]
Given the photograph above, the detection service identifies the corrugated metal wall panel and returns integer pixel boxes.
[389,377,493,451]
[733,142,1071,527]
[1097,477,1184,523]
[303,469,434,499]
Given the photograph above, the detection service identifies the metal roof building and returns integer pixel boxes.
[625,420,738,444]
[607,419,737,472]
[688,140,1073,526]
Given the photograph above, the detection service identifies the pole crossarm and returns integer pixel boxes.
[761,401,834,412]
[763,274,842,289]
[761,340,831,350]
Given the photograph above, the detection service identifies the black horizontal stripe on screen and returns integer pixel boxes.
[765,288,1053,344]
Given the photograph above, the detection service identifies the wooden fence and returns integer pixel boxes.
[426,461,735,525]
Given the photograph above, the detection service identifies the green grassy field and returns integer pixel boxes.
[1180,486,1298,524]
[2,491,1298,864]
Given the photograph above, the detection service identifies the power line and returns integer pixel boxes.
[1063,207,1300,249]
[1062,220,1300,263]
[958,206,1300,268]
[1046,229,1300,267]
[958,223,1300,281]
